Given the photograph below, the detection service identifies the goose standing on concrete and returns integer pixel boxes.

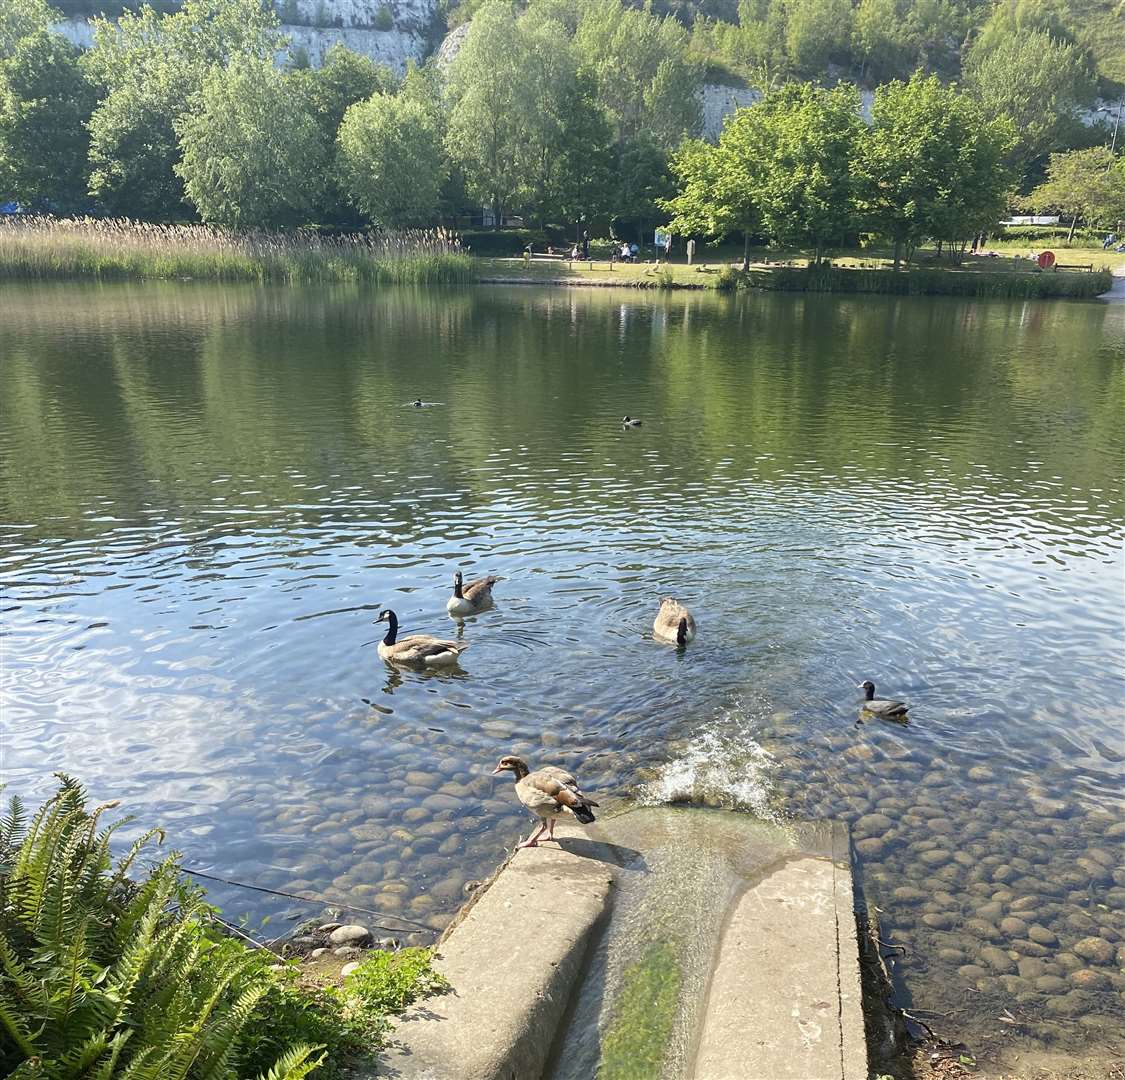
[491,755,598,848]
[375,609,469,666]
[653,598,696,646]
[446,571,499,617]
[857,680,909,720]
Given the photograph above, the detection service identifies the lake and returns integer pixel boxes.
[2,282,1122,1070]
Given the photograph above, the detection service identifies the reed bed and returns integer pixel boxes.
[748,264,1113,298]
[0,217,475,285]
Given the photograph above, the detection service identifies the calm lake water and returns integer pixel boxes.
[2,282,1123,1069]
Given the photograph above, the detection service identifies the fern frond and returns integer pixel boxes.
[255,1043,327,1080]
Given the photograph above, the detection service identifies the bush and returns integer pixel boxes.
[0,775,448,1079]
[373,4,394,30]
[715,265,745,291]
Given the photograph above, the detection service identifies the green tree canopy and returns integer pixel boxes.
[1,0,55,59]
[737,83,863,258]
[0,30,95,210]
[84,0,282,219]
[573,0,702,146]
[856,73,1015,266]
[963,27,1096,169]
[175,57,325,227]
[1025,147,1125,238]
[337,91,446,226]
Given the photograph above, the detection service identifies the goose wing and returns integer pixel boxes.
[521,768,599,818]
[388,635,468,662]
[463,575,499,601]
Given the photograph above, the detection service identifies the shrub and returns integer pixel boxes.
[0,775,448,1079]
[715,265,744,291]
[373,4,394,30]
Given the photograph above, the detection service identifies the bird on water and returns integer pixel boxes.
[375,609,469,666]
[653,598,696,646]
[857,680,909,720]
[446,570,500,617]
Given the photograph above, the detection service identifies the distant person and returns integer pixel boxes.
[582,230,590,259]
[620,242,631,262]
[570,244,579,259]
[1104,233,1118,249]
[629,242,639,261]
[663,233,673,257]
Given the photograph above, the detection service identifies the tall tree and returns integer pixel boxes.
[783,0,853,76]
[444,1,532,227]
[1026,147,1125,239]
[664,135,760,267]
[337,91,446,227]
[84,0,282,219]
[291,42,397,224]
[0,0,54,59]
[737,83,864,260]
[573,0,702,147]
[963,28,1096,170]
[175,58,324,227]
[856,73,1015,267]
[0,29,95,210]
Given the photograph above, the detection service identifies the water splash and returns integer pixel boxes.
[637,716,783,824]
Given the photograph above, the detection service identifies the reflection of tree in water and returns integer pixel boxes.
[0,285,1121,550]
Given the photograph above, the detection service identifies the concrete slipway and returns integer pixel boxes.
[366,807,867,1080]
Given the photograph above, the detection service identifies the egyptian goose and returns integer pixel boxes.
[858,680,909,720]
[446,571,499,617]
[653,598,696,646]
[491,755,598,848]
[375,609,468,666]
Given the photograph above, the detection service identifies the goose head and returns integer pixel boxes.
[491,755,530,779]
[412,399,423,407]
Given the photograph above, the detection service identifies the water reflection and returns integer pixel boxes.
[1,282,1123,1067]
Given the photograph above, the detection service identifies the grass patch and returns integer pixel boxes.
[597,939,683,1080]
[0,217,474,285]
[0,774,446,1079]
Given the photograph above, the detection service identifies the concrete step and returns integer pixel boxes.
[367,808,866,1080]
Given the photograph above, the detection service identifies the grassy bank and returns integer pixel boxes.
[476,254,1115,298]
[745,264,1115,298]
[0,776,447,1079]
[0,217,473,285]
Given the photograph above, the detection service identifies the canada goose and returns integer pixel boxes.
[446,571,499,617]
[653,598,696,646]
[857,680,909,720]
[374,609,468,666]
[491,755,598,848]
[411,399,424,407]
[622,416,642,427]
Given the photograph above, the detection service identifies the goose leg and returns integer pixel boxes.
[544,818,557,842]
[517,822,548,849]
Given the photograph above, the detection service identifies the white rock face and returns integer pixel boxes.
[52,0,435,72]
[699,82,759,139]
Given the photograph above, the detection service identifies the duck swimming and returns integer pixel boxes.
[653,598,696,646]
[858,680,909,720]
[375,609,469,666]
[622,416,642,427]
[446,571,499,617]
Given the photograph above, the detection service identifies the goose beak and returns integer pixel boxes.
[491,764,504,775]
[855,683,866,689]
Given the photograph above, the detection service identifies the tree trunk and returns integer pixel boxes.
[1067,214,1078,242]
[492,195,501,232]
[892,237,902,271]
[742,232,750,272]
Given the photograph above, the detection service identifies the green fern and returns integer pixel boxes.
[0,777,321,1079]
[256,1044,327,1080]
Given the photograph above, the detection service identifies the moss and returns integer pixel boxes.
[597,939,683,1080]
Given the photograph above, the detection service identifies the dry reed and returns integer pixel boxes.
[0,216,474,284]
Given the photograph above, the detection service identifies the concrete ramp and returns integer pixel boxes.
[371,808,866,1080]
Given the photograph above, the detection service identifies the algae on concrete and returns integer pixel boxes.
[597,938,683,1080]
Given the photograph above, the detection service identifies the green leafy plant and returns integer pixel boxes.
[0,774,325,1079]
[0,776,450,1080]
